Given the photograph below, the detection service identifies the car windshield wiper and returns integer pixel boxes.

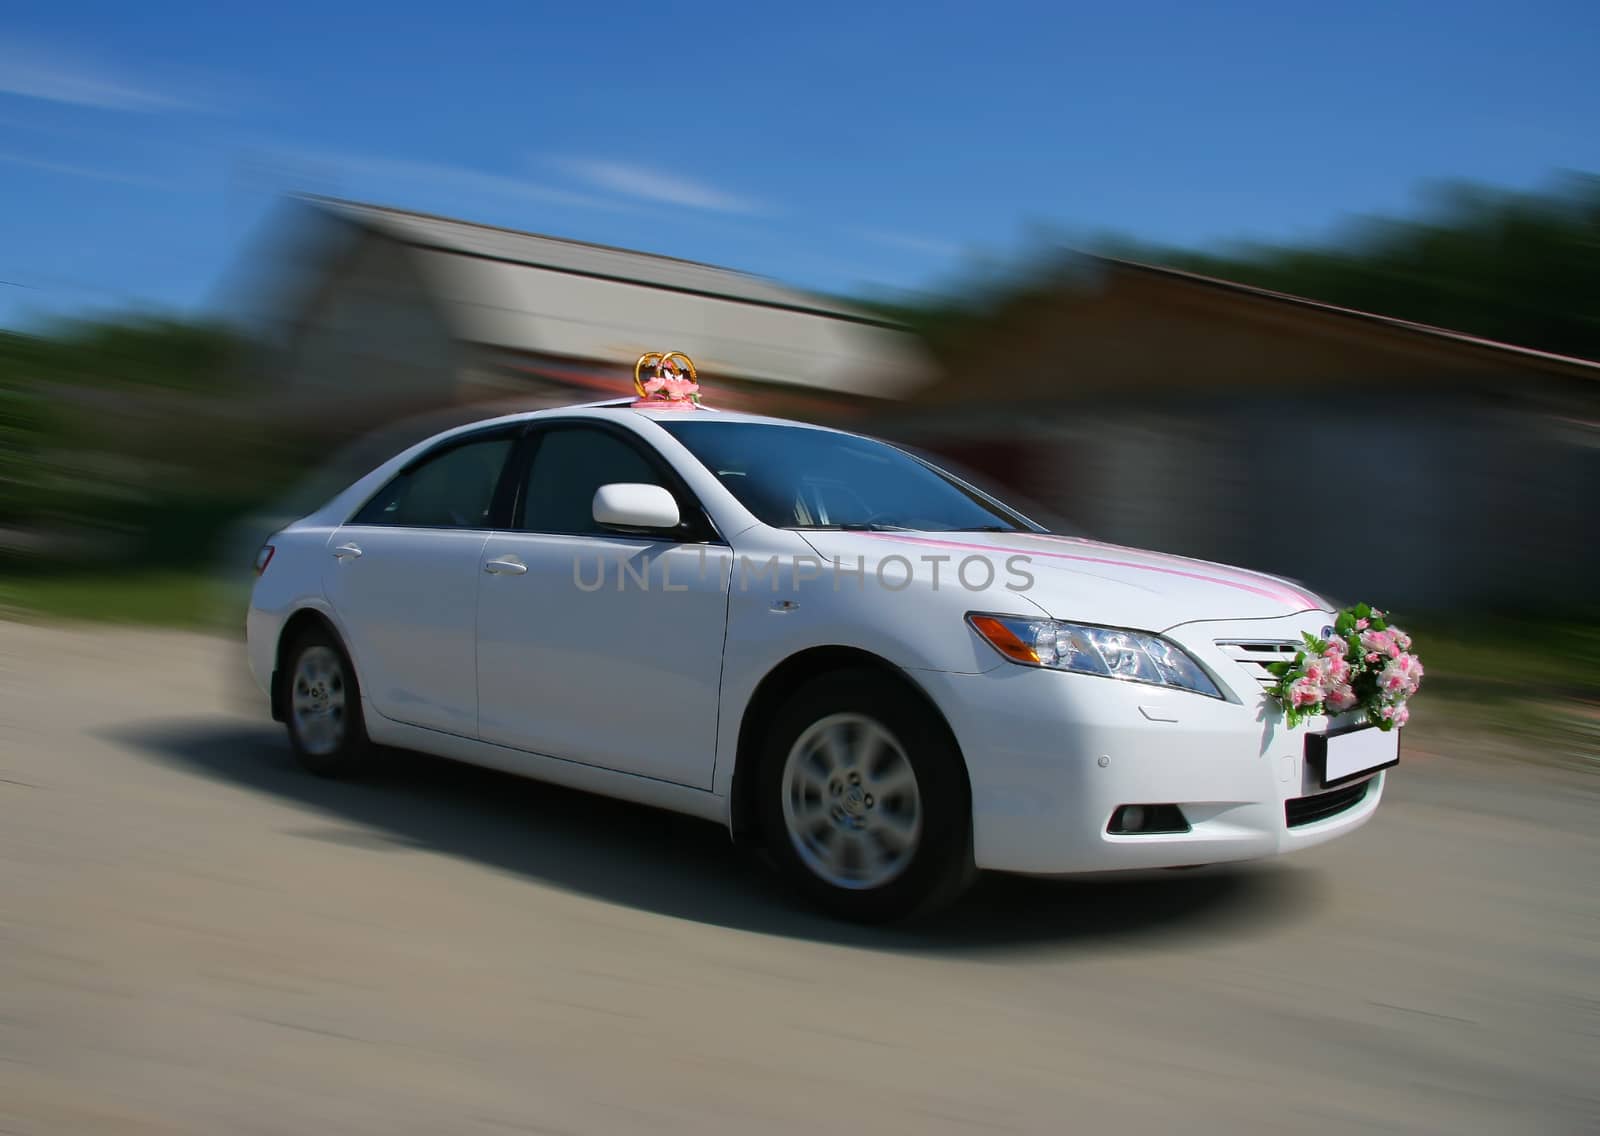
[792,523,911,532]
[947,525,1020,532]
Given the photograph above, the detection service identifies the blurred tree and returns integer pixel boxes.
[0,329,82,525]
[0,356,54,524]
[883,174,1600,365]
[1120,174,1600,363]
[0,317,257,558]
[1,316,241,393]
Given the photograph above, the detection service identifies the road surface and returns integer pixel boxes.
[1,621,1595,1134]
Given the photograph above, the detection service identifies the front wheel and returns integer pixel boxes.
[757,670,975,923]
[283,626,371,777]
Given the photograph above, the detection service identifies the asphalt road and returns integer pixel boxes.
[1,621,1596,1135]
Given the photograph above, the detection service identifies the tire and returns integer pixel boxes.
[282,624,371,777]
[756,669,975,923]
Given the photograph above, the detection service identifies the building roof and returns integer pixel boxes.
[314,197,881,323]
[1093,255,1600,382]
[909,251,1600,409]
[306,197,931,399]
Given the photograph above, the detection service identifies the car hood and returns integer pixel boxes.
[796,529,1326,630]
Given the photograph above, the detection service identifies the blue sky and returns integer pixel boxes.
[2,0,1597,329]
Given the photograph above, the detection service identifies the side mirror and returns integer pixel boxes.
[592,483,681,532]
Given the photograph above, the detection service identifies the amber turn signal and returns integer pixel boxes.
[967,614,1040,664]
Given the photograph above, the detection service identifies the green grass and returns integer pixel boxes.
[1404,615,1600,698]
[3,574,1594,691]
[0,570,245,630]
[1,571,1592,766]
[1382,615,1598,769]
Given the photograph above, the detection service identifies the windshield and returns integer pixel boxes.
[660,421,1038,532]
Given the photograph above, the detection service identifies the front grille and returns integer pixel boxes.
[1285,780,1371,828]
[1215,639,1299,689]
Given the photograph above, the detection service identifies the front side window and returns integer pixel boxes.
[661,421,1035,532]
[519,425,673,535]
[352,434,513,528]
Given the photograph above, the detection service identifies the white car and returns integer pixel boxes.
[247,399,1393,921]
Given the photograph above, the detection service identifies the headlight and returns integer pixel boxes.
[967,613,1223,699]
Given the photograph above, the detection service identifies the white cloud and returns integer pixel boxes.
[0,149,180,189]
[555,157,763,214]
[0,43,185,111]
[853,228,960,258]
[260,148,631,213]
[356,156,621,210]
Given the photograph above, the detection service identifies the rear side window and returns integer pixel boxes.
[352,435,513,528]
[519,426,670,535]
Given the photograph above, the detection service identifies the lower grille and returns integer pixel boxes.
[1285,780,1371,828]
[1107,804,1190,835]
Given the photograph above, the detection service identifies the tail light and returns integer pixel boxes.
[254,544,276,575]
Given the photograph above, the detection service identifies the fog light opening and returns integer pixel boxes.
[1108,803,1190,835]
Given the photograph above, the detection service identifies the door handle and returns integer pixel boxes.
[333,543,363,560]
[483,557,528,576]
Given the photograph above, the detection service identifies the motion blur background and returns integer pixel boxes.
[3,7,1599,1134]
[2,0,1596,761]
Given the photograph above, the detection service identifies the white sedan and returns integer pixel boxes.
[247,400,1392,921]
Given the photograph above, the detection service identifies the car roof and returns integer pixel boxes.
[452,400,848,436]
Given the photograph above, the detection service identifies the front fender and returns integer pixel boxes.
[709,528,1049,798]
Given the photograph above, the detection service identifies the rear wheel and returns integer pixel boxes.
[283,626,371,777]
[757,670,974,922]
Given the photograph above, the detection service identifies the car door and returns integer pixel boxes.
[323,428,517,736]
[475,421,732,789]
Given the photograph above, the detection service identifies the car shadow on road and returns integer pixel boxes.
[109,718,1327,957]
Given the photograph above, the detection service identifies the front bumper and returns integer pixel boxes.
[245,605,282,700]
[920,611,1386,874]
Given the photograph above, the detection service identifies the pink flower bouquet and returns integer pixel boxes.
[632,351,702,407]
[642,364,700,403]
[1266,604,1422,730]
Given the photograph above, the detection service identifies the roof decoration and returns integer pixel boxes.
[632,351,703,409]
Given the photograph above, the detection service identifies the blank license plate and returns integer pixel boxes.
[1308,726,1400,789]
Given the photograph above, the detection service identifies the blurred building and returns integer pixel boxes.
[258,197,930,437]
[245,203,1595,610]
[883,257,1600,609]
